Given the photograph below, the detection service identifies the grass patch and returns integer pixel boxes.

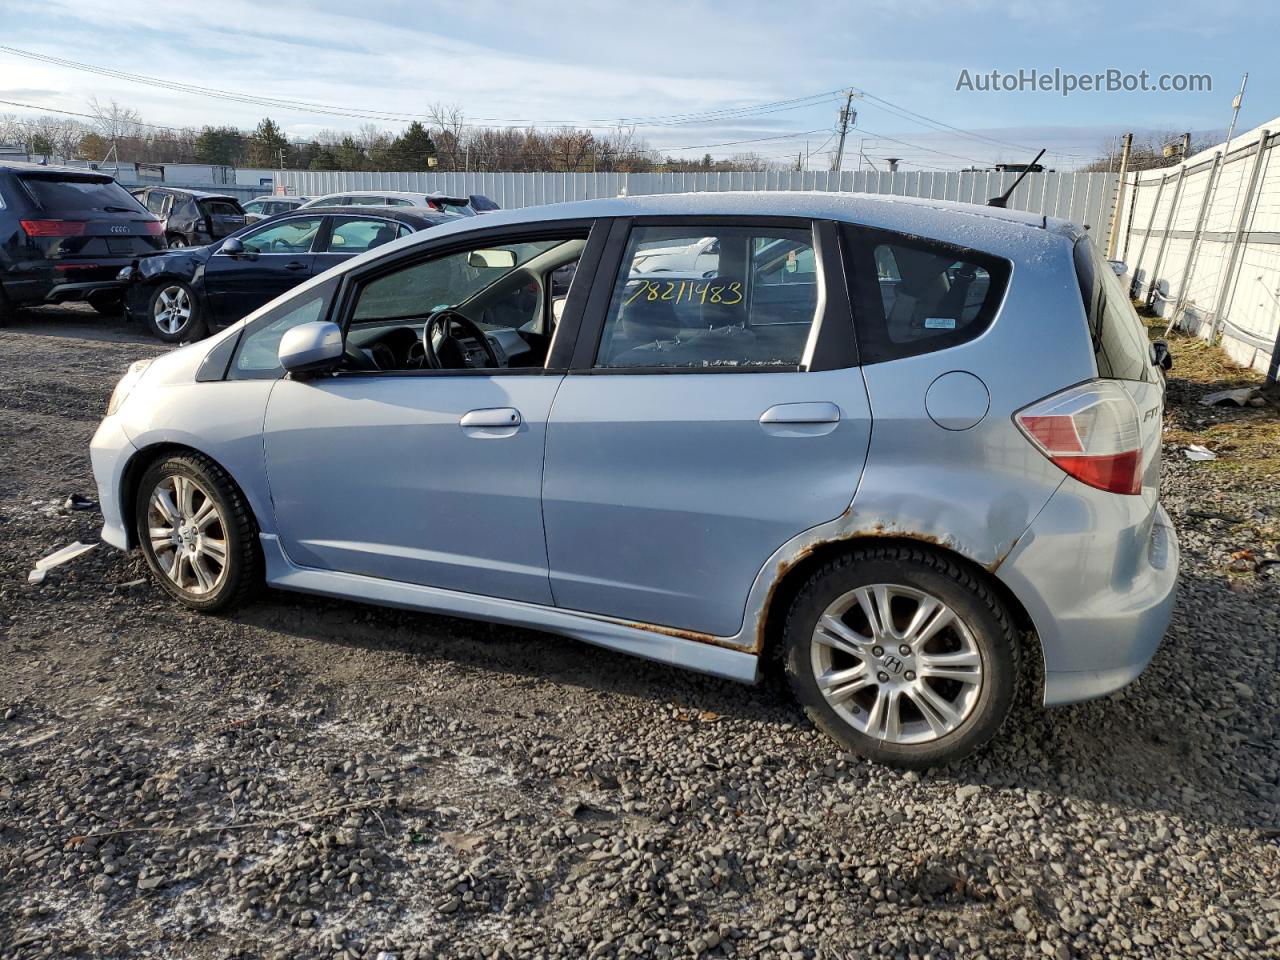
[1138,308,1280,485]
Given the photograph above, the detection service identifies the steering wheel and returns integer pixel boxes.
[422,308,500,370]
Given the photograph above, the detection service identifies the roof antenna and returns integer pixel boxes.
[987,149,1045,207]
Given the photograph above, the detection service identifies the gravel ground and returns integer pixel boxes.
[1,305,1277,960]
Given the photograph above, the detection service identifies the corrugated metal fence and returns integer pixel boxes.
[276,168,1119,232]
[1116,115,1280,379]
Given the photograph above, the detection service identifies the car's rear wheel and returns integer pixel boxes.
[147,281,206,342]
[167,235,187,249]
[134,453,261,612]
[784,545,1017,769]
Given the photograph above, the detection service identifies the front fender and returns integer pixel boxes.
[114,378,278,539]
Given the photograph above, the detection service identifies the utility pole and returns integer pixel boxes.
[832,90,856,173]
[1106,132,1133,258]
[1180,132,1191,159]
[278,147,286,170]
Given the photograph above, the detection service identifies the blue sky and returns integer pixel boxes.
[0,0,1272,170]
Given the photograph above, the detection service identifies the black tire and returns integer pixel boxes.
[134,452,261,613]
[87,291,123,316]
[167,235,188,249]
[783,545,1018,769]
[0,287,12,326]
[146,280,206,343]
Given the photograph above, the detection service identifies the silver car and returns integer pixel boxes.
[89,192,1179,767]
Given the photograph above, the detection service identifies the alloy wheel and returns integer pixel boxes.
[810,584,983,744]
[153,285,192,335]
[146,474,228,596]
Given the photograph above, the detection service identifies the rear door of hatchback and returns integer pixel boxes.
[3,169,163,304]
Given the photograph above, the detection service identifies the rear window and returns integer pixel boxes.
[201,200,245,217]
[1074,237,1153,383]
[844,226,1010,363]
[21,176,146,214]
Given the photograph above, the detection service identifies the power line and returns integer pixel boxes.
[0,45,842,132]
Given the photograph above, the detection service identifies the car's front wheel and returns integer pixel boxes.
[167,235,187,248]
[784,545,1017,769]
[147,281,206,342]
[134,453,261,612]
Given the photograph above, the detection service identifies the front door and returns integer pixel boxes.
[543,219,871,637]
[259,226,594,604]
[203,214,324,327]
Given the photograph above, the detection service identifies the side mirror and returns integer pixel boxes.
[222,236,249,258]
[1151,339,1173,372]
[279,321,343,375]
[468,248,517,269]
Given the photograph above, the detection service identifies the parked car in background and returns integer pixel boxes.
[243,195,310,224]
[91,191,1179,768]
[119,205,457,341]
[0,160,163,320]
[130,187,247,248]
[300,190,497,216]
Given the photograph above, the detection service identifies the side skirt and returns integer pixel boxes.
[259,534,759,684]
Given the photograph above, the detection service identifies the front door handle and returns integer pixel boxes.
[759,402,841,424]
[284,261,308,271]
[460,407,522,431]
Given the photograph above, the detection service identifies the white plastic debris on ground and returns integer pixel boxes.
[1183,444,1218,462]
[28,541,97,584]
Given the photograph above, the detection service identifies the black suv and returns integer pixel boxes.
[130,187,247,248]
[0,161,164,320]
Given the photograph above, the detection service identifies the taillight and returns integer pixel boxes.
[143,220,164,236]
[20,219,87,237]
[1015,381,1144,495]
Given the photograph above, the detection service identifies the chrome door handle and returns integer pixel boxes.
[460,407,522,429]
[759,402,841,424]
[284,261,308,271]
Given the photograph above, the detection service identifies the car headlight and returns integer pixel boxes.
[106,359,153,416]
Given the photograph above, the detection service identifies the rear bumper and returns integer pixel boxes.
[996,483,1179,707]
[4,259,134,306]
[44,279,126,304]
[89,414,138,550]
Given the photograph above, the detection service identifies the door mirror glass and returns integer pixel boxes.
[222,236,246,257]
[278,321,343,374]
[468,249,518,269]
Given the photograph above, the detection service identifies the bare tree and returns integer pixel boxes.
[427,102,467,169]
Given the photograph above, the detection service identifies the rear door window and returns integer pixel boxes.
[20,176,146,214]
[843,226,1010,363]
[326,217,402,254]
[1074,237,1153,383]
[595,224,821,369]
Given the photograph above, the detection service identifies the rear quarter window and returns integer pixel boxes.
[842,225,1010,363]
[1074,237,1153,383]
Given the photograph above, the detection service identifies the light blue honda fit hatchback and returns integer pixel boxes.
[91,192,1178,767]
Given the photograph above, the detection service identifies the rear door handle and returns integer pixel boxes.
[284,261,308,271]
[759,402,841,424]
[460,407,522,430]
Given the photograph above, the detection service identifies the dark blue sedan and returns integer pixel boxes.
[121,205,459,341]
